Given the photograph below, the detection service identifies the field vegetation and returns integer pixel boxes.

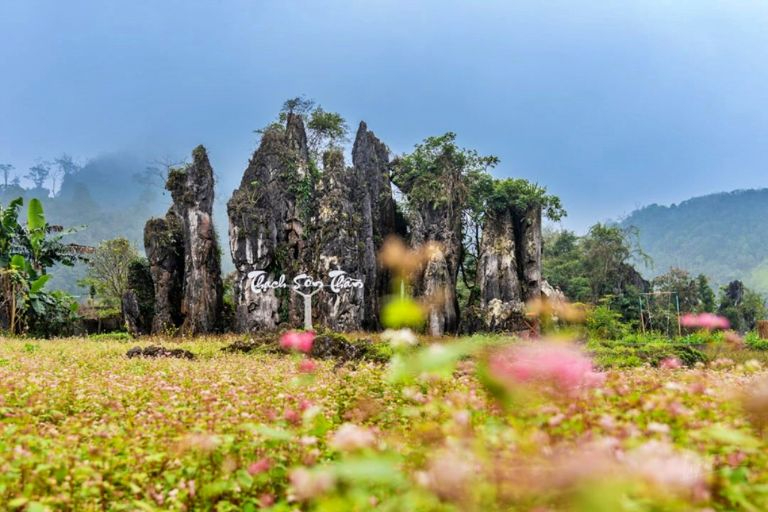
[3,320,768,511]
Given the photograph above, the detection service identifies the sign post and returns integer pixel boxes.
[304,295,312,330]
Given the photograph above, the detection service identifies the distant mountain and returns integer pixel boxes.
[0,152,233,298]
[620,189,768,295]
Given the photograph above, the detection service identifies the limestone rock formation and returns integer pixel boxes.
[144,145,223,335]
[227,114,311,332]
[310,149,365,331]
[352,122,398,329]
[144,214,183,333]
[474,205,542,332]
[228,118,399,333]
[391,178,463,336]
[167,146,223,335]
[121,291,142,336]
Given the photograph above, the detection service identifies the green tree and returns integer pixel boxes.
[652,268,700,312]
[542,229,591,302]
[25,162,50,191]
[697,274,716,312]
[307,107,348,155]
[718,280,766,332]
[581,223,649,302]
[81,237,139,307]
[0,164,14,190]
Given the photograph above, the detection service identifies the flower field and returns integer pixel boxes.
[2,335,768,511]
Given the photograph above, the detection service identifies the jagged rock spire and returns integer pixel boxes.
[352,121,397,328]
[144,145,223,335]
[227,114,311,332]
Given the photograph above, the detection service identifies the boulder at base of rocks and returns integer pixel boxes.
[221,331,388,363]
[126,345,195,359]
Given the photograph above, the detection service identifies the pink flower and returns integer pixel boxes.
[660,357,682,370]
[280,330,315,353]
[489,342,604,395]
[624,440,708,494]
[289,467,335,501]
[298,358,318,373]
[329,423,376,451]
[680,313,729,330]
[247,458,271,475]
[284,408,301,425]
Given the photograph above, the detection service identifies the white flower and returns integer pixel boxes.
[381,328,419,349]
[329,423,376,451]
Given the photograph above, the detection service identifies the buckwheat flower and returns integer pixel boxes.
[711,357,734,368]
[247,458,271,476]
[724,331,744,349]
[625,440,708,494]
[259,494,275,507]
[489,341,604,395]
[178,433,220,453]
[280,330,315,353]
[298,358,318,373]
[329,423,376,451]
[647,422,671,435]
[680,313,729,330]
[741,377,768,429]
[420,449,475,503]
[381,328,419,349]
[289,467,335,501]
[284,408,301,425]
[660,357,682,370]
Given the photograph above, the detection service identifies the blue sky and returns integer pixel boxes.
[2,0,768,231]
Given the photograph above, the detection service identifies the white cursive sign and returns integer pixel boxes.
[248,269,363,297]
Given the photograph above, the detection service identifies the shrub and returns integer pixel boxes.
[586,305,629,340]
[746,331,768,350]
[587,338,708,368]
[26,290,80,338]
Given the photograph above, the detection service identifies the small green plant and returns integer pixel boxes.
[586,304,629,340]
[746,331,768,350]
[88,332,132,342]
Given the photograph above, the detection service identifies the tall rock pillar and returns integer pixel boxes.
[144,145,224,335]
[352,121,397,329]
[227,114,310,332]
[166,146,224,335]
[475,204,542,332]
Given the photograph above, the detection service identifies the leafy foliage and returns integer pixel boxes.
[543,224,649,315]
[718,280,766,332]
[0,197,80,334]
[392,132,499,210]
[80,237,139,307]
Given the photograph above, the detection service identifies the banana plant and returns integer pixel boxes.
[1,197,82,334]
[25,198,47,274]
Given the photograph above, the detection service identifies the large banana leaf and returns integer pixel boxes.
[30,274,51,293]
[27,198,46,231]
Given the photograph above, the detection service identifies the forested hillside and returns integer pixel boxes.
[621,189,768,294]
[0,153,232,297]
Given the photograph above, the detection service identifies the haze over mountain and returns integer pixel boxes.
[621,189,768,295]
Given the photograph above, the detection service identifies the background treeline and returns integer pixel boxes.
[544,224,767,335]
